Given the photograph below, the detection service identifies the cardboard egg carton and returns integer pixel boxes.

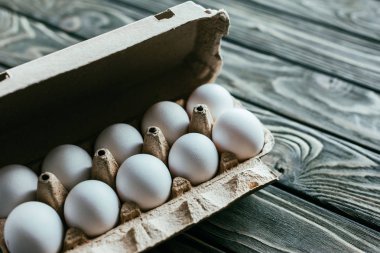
[68,129,275,253]
[0,2,278,252]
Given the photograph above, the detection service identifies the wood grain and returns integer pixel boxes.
[152,234,225,253]
[0,0,149,38]
[126,0,380,92]
[239,102,380,227]
[219,42,380,153]
[187,186,380,253]
[0,7,78,66]
[248,0,380,41]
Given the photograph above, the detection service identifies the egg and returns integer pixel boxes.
[169,133,218,185]
[95,123,143,165]
[42,144,92,190]
[141,101,189,145]
[116,154,172,210]
[186,83,234,121]
[64,180,120,237]
[0,165,38,218]
[4,201,64,253]
[212,109,264,161]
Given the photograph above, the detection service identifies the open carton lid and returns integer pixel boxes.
[0,1,229,167]
[0,2,279,253]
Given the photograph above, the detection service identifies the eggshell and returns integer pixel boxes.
[169,133,218,185]
[42,144,92,190]
[95,123,143,164]
[4,201,64,253]
[186,83,234,120]
[212,109,264,161]
[116,154,172,210]
[64,180,120,237]
[141,101,189,145]
[0,165,38,218]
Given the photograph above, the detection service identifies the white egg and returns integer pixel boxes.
[42,144,92,190]
[169,133,218,185]
[186,83,234,121]
[64,180,120,237]
[0,165,37,218]
[95,123,143,165]
[4,201,64,253]
[116,154,172,210]
[212,109,265,161]
[141,101,189,145]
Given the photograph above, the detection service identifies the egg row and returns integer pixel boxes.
[0,83,265,253]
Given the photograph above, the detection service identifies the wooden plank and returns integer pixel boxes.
[124,0,380,92]
[238,102,380,227]
[187,186,380,253]
[0,7,78,67]
[153,234,225,253]
[248,0,380,41]
[0,0,150,38]
[219,42,380,153]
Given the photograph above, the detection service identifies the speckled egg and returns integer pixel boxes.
[116,154,172,210]
[186,83,234,121]
[95,123,143,165]
[64,180,120,237]
[212,109,264,161]
[169,133,219,185]
[4,201,64,253]
[141,101,189,145]
[0,165,38,218]
[41,144,92,190]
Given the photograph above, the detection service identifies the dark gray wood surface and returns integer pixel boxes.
[0,6,78,67]
[188,186,380,253]
[0,0,379,252]
[244,0,380,41]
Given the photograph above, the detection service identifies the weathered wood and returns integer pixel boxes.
[153,234,225,253]
[219,42,380,153]
[126,0,380,92]
[0,7,78,66]
[244,102,380,227]
[249,0,380,41]
[187,186,380,253]
[0,0,149,38]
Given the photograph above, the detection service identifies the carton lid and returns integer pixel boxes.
[0,1,229,167]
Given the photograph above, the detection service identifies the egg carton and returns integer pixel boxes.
[0,107,276,253]
[68,130,276,253]
[0,2,278,252]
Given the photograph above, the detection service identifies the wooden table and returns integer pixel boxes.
[0,0,379,252]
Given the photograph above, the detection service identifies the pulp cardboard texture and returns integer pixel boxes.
[0,1,227,167]
[0,2,278,252]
